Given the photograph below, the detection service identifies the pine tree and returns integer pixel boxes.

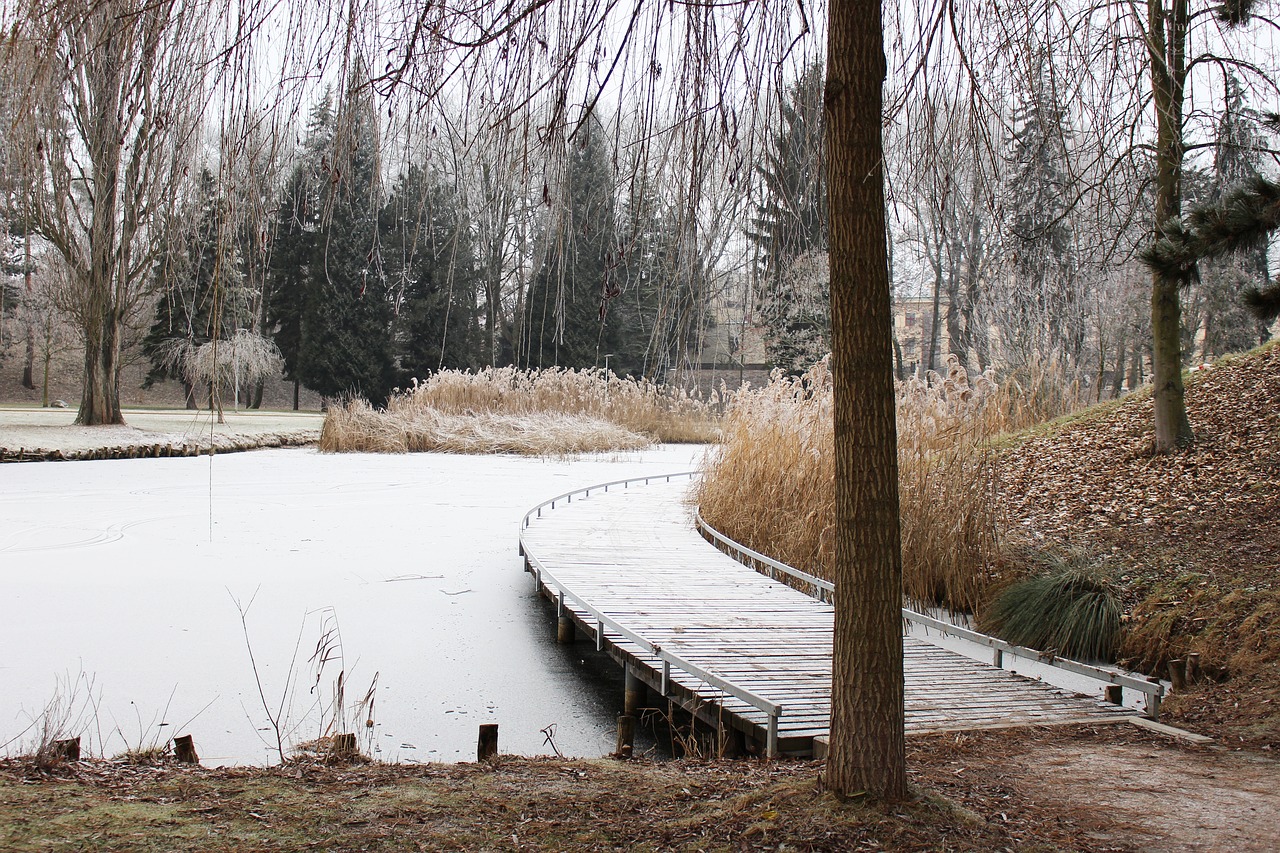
[1144,109,1280,332]
[268,95,332,409]
[748,63,829,372]
[1001,61,1080,367]
[382,163,480,381]
[1189,80,1272,354]
[522,116,620,369]
[267,88,396,407]
[295,84,395,406]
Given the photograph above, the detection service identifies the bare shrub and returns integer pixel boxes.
[696,356,1085,614]
[2,672,100,769]
[321,367,723,454]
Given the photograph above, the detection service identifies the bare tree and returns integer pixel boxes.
[3,0,209,425]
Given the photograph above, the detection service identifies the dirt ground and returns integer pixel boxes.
[2,723,1275,851]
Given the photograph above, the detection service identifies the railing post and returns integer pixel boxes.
[1147,679,1162,720]
[767,713,779,758]
[661,661,670,696]
[597,620,605,651]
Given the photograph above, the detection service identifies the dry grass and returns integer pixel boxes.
[696,356,1085,613]
[321,367,722,455]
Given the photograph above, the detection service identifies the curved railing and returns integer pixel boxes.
[695,512,1166,718]
[520,470,787,755]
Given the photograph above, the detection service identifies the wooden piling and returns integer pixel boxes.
[615,715,635,759]
[1168,659,1186,691]
[173,734,199,764]
[477,724,499,761]
[557,615,575,644]
[51,737,80,761]
[1185,652,1200,685]
[624,666,644,715]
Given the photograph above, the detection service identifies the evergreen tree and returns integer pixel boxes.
[1189,78,1271,356]
[268,95,332,408]
[1001,62,1080,366]
[267,88,396,407]
[382,164,480,381]
[522,116,621,369]
[1144,109,1280,333]
[747,63,829,372]
[296,85,395,406]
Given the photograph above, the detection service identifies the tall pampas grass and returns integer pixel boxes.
[321,367,723,454]
[695,356,1084,614]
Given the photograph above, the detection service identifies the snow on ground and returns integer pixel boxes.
[0,445,706,765]
[0,407,323,456]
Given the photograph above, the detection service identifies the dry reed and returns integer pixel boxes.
[321,367,723,455]
[695,356,1084,614]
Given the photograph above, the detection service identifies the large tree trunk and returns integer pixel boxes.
[77,307,124,425]
[1148,0,1194,450]
[22,232,36,391]
[823,0,908,801]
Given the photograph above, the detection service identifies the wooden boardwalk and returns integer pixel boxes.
[520,474,1135,756]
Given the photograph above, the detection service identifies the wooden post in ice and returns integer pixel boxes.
[174,734,199,764]
[1104,685,1123,706]
[478,724,499,761]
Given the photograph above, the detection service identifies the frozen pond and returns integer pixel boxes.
[0,445,705,765]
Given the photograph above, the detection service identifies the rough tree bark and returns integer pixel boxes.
[823,0,908,801]
[1147,0,1194,450]
[22,232,36,391]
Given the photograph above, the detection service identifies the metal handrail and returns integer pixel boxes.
[521,471,785,755]
[521,471,700,530]
[696,511,1165,715]
[697,512,835,602]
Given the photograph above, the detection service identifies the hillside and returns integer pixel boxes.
[998,340,1280,747]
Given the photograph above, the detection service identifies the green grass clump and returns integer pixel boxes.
[978,559,1121,663]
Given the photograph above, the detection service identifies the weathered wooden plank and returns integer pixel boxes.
[521,476,1135,754]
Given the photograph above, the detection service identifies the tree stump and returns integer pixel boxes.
[51,737,80,761]
[173,734,199,764]
[477,724,499,761]
[331,733,357,758]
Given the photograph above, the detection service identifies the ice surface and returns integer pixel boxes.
[0,445,706,765]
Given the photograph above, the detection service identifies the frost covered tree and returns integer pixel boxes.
[749,64,829,372]
[143,169,250,408]
[997,61,1082,367]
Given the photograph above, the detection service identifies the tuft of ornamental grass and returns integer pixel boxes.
[977,554,1122,663]
[695,356,1087,615]
[321,367,724,454]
